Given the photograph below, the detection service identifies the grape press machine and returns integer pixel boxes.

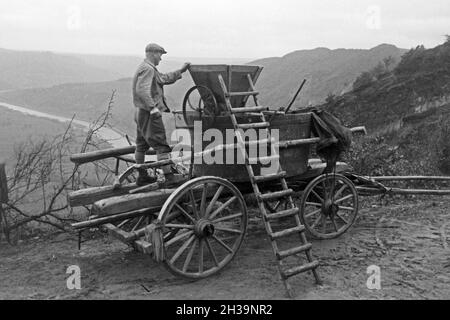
[68,65,450,297]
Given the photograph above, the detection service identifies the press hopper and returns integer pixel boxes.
[188,64,263,109]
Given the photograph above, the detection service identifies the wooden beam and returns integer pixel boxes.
[91,189,177,216]
[91,183,231,217]
[68,183,140,207]
[102,223,135,243]
[71,207,160,230]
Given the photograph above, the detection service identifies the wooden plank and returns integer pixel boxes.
[68,183,140,207]
[71,207,160,230]
[0,162,8,203]
[91,189,177,216]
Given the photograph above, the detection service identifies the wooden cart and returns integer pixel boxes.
[67,65,373,296]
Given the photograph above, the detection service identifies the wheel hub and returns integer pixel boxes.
[322,199,339,217]
[194,219,215,238]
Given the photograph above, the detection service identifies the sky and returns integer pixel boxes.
[0,0,449,59]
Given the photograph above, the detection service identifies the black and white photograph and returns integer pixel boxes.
[0,0,449,302]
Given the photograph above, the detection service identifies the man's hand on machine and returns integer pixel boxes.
[180,62,191,73]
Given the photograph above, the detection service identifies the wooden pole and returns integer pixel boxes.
[371,176,450,182]
[356,186,450,196]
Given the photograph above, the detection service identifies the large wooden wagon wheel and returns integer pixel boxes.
[159,176,248,279]
[299,174,359,240]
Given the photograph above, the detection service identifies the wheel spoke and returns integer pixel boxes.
[117,219,131,228]
[131,216,145,232]
[165,230,193,247]
[175,203,196,224]
[333,184,348,201]
[209,196,237,220]
[170,235,196,264]
[200,183,208,217]
[310,214,322,229]
[335,194,353,204]
[335,212,349,225]
[205,185,224,217]
[189,190,200,219]
[212,212,243,224]
[183,238,198,272]
[205,237,219,267]
[321,181,329,200]
[215,226,243,235]
[164,224,195,230]
[198,238,204,273]
[321,215,328,234]
[339,206,355,212]
[331,215,339,232]
[305,208,321,219]
[306,202,322,207]
[311,190,324,203]
[212,235,234,254]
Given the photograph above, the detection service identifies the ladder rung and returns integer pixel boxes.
[248,154,280,164]
[269,225,304,240]
[254,171,286,183]
[277,243,312,259]
[282,261,320,279]
[259,189,294,201]
[227,91,259,97]
[265,208,299,220]
[237,122,270,130]
[231,106,269,113]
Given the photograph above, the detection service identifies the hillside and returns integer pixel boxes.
[321,40,450,175]
[249,44,407,109]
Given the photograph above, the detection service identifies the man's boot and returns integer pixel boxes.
[136,168,157,186]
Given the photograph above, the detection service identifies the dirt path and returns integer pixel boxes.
[1,197,449,300]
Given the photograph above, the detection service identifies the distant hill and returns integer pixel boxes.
[321,40,450,175]
[249,44,407,109]
[0,48,124,90]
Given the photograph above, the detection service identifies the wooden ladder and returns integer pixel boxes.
[217,73,321,297]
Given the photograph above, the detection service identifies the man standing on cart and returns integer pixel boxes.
[132,43,190,186]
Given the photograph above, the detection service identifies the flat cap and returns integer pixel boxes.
[145,43,167,54]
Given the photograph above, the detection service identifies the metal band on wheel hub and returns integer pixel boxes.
[195,219,215,238]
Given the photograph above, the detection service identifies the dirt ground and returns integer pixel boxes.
[1,196,449,300]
